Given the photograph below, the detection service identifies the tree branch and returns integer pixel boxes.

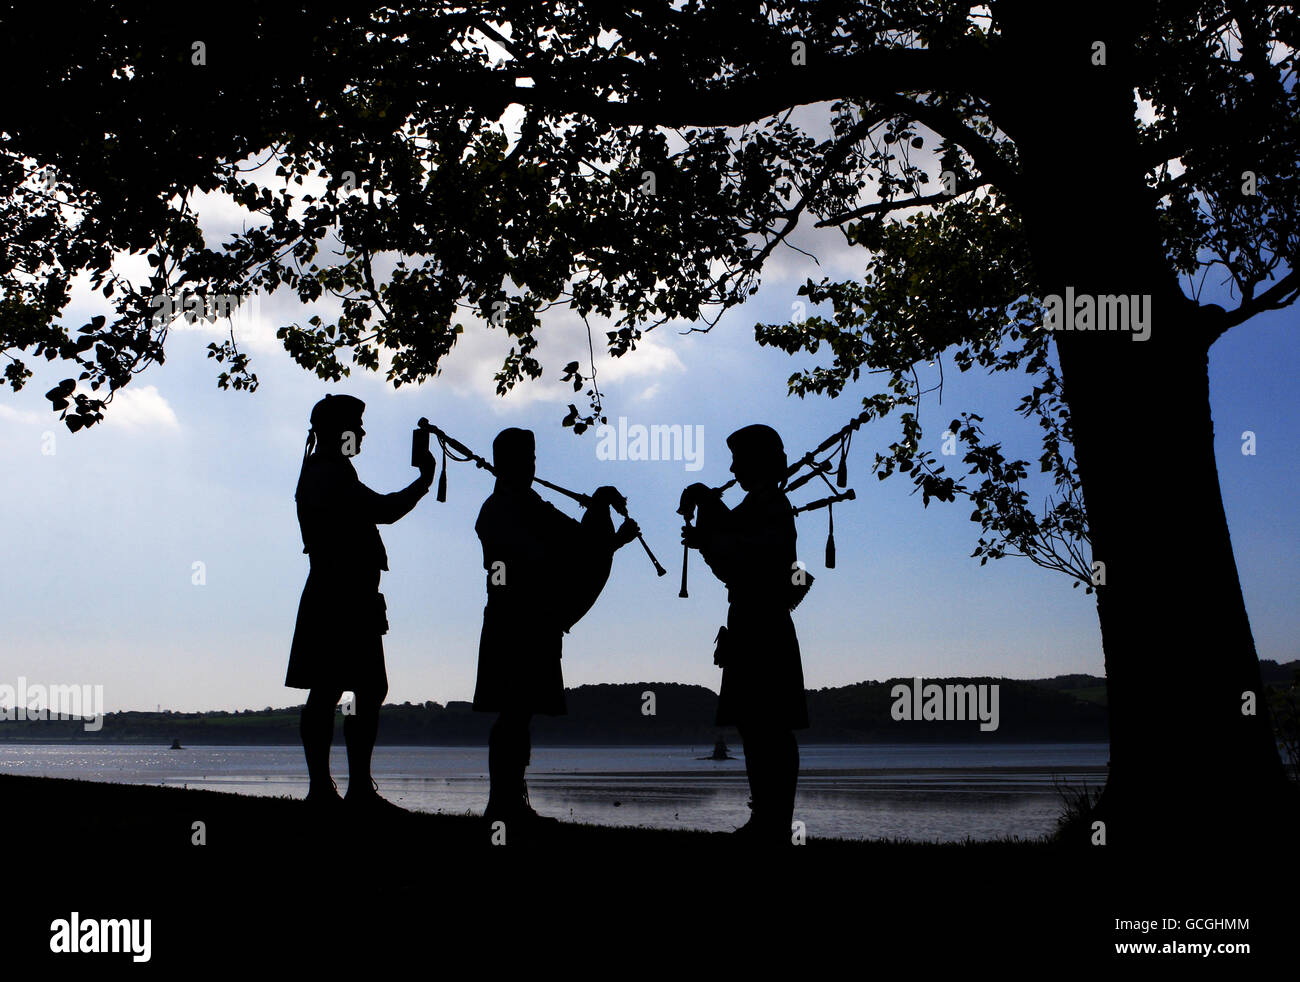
[875,93,1020,193]
[421,41,995,128]
[747,108,893,269]
[1203,268,1300,343]
[815,179,990,226]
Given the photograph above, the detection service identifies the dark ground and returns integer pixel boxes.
[0,774,1285,970]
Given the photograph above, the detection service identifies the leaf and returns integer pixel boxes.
[44,379,74,402]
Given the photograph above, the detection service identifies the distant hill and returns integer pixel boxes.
[3,664,1291,746]
[1258,659,1300,684]
[0,675,1112,745]
[802,677,1107,742]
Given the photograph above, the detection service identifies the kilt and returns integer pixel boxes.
[715,597,808,730]
[471,601,566,716]
[285,566,388,694]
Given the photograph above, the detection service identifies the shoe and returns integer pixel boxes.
[305,779,343,810]
[731,816,762,837]
[483,784,560,827]
[519,783,560,825]
[345,778,408,816]
[731,815,788,845]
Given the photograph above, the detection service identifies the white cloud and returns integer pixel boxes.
[598,333,685,382]
[1135,92,1159,126]
[158,288,307,356]
[429,307,687,413]
[104,385,180,431]
[759,223,866,287]
[0,404,40,424]
[190,186,272,243]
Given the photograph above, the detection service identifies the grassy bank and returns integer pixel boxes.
[0,772,1284,967]
[0,771,1055,853]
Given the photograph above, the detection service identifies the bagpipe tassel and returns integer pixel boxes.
[436,441,448,502]
[836,435,849,487]
[825,504,836,569]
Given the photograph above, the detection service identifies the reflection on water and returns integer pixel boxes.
[0,743,1108,842]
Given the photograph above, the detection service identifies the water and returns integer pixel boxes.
[0,742,1108,842]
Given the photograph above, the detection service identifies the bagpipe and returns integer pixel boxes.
[677,409,870,602]
[414,418,668,577]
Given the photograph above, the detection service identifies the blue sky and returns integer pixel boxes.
[2,138,1297,712]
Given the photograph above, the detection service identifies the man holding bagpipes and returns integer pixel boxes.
[471,427,642,827]
[287,394,437,813]
[679,424,809,845]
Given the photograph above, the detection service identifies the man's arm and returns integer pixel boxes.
[696,497,792,585]
[356,472,434,525]
[349,448,436,524]
[687,492,737,582]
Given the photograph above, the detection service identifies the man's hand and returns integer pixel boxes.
[614,518,640,549]
[590,485,627,513]
[414,448,437,483]
[680,523,704,550]
[678,482,716,512]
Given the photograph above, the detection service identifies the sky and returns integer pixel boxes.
[1,114,1297,714]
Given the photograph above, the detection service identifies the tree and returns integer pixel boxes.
[1269,669,1300,777]
[2,1,1296,844]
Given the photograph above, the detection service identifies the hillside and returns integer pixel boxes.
[0,675,1117,745]
[6,662,1293,746]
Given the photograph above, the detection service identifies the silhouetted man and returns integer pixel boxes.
[287,394,435,811]
[680,424,808,844]
[474,427,639,826]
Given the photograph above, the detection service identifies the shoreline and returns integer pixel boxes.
[0,771,925,851]
[0,737,1112,747]
[1,771,1284,963]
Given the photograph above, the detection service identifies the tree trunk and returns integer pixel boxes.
[996,1,1294,849]
[1055,319,1291,847]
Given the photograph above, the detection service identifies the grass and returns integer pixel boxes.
[0,771,1074,856]
[2,771,1287,966]
[1052,776,1105,842]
